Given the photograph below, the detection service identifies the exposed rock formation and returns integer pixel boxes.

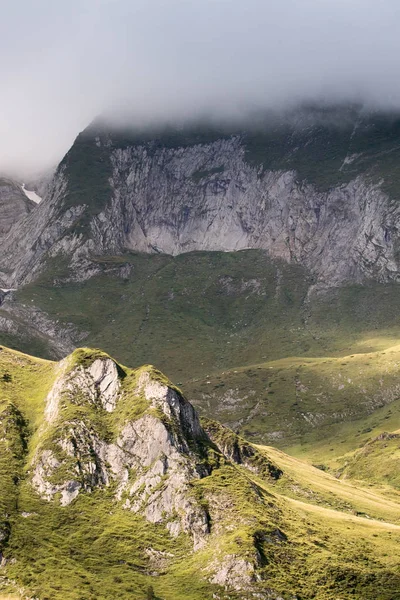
[28,354,212,549]
[102,145,399,286]
[2,108,400,288]
[26,348,284,566]
[203,418,283,480]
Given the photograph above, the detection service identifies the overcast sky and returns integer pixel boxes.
[1,0,400,175]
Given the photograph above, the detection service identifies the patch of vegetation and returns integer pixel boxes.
[244,122,354,190]
[242,107,400,196]
[57,129,113,234]
[191,165,225,183]
[336,432,400,490]
[91,118,233,152]
[68,347,117,370]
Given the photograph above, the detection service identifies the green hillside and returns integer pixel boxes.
[335,432,400,491]
[0,345,399,599]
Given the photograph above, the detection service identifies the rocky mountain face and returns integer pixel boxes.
[2,108,400,599]
[0,178,35,241]
[2,105,400,288]
[1,344,400,600]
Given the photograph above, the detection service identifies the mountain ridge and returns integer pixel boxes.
[3,105,400,289]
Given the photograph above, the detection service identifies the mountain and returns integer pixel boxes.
[3,105,400,451]
[3,105,400,289]
[0,344,399,600]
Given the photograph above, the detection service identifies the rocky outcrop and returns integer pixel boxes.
[28,350,285,563]
[209,555,260,591]
[0,346,285,598]
[203,418,283,480]
[119,413,210,549]
[30,353,213,548]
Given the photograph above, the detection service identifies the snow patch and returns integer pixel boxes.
[21,183,42,204]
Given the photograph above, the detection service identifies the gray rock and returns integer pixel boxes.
[31,359,211,549]
[0,135,399,289]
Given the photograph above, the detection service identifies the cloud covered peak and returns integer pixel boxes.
[2,0,400,175]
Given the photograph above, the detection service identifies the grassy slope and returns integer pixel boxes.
[14,251,316,377]
[260,445,400,520]
[334,433,400,491]
[0,346,399,599]
[190,342,400,446]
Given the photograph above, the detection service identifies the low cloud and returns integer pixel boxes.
[2,0,400,175]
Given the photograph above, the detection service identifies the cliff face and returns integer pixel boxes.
[100,141,398,285]
[2,107,400,288]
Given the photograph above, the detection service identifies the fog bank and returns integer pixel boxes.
[2,0,400,175]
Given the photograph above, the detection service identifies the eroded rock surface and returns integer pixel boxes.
[31,356,213,549]
[29,352,282,573]
[1,121,400,289]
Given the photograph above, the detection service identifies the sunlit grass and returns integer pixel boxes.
[1,343,400,598]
